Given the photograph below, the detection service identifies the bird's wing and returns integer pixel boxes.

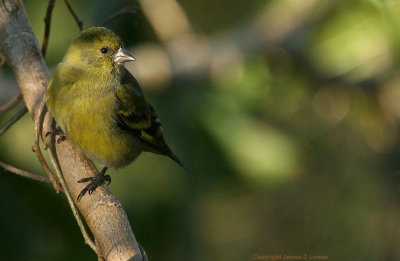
[114,73,178,159]
[115,82,152,130]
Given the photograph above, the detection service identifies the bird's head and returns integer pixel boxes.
[63,27,135,73]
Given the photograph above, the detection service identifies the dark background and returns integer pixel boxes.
[1,0,400,260]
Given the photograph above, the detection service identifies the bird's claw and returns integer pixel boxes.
[57,135,66,143]
[77,174,111,201]
[45,126,66,144]
[46,126,63,137]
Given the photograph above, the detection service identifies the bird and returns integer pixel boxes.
[46,27,183,201]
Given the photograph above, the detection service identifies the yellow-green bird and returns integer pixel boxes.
[46,27,183,201]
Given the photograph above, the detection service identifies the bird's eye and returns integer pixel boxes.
[100,47,109,54]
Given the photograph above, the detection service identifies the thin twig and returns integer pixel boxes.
[0,106,27,135]
[46,118,97,253]
[101,6,140,27]
[41,0,55,57]
[0,92,22,114]
[0,160,50,183]
[32,96,63,193]
[63,0,83,31]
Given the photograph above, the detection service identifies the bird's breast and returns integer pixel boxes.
[62,89,142,168]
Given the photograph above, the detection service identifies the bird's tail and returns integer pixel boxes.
[167,152,186,170]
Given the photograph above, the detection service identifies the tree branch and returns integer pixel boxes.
[0,1,145,260]
[0,160,50,183]
[63,0,83,31]
[0,92,22,114]
[41,0,55,57]
[0,106,27,135]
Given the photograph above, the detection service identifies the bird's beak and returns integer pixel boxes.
[114,48,136,64]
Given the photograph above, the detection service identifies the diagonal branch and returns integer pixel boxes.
[0,106,27,135]
[32,96,62,193]
[0,1,146,260]
[0,0,58,189]
[0,92,22,114]
[63,0,83,31]
[41,0,55,57]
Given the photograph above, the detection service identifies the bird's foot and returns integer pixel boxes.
[56,135,66,143]
[45,126,66,144]
[77,167,110,201]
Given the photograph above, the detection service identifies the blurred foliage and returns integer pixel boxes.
[2,0,400,260]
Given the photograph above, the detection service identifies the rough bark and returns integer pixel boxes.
[0,1,145,260]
